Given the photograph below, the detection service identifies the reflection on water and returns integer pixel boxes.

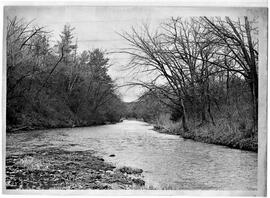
[6,120,257,190]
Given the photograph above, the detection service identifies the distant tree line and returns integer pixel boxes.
[121,16,258,137]
[7,17,125,131]
[124,90,168,122]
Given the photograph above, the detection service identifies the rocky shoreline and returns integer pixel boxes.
[6,147,145,190]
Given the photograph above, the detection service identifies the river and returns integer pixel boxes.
[6,120,257,190]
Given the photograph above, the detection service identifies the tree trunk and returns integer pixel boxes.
[206,77,215,126]
[180,98,189,132]
[249,77,258,134]
[252,68,258,134]
[201,105,207,123]
[226,69,230,104]
[245,16,258,134]
[200,82,208,124]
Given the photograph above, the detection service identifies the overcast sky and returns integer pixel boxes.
[5,6,261,102]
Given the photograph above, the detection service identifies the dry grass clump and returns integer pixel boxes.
[154,113,257,152]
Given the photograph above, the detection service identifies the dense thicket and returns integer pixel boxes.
[7,17,125,131]
[121,17,258,151]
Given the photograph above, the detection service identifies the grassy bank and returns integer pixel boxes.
[153,114,257,152]
[6,147,145,190]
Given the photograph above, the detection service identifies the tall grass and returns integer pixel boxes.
[153,109,257,152]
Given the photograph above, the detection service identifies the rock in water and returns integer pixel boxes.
[132,178,145,186]
[118,167,143,174]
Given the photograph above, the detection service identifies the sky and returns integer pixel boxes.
[4,6,262,102]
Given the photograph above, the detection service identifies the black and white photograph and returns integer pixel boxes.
[2,1,268,196]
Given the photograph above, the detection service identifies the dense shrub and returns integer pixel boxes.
[6,18,125,131]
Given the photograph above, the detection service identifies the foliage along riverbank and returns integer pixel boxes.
[7,19,125,134]
[152,115,257,152]
[123,16,258,153]
[6,147,145,190]
[6,119,121,133]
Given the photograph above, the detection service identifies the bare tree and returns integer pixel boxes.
[161,17,220,125]
[120,24,192,131]
[202,16,258,132]
[6,17,47,100]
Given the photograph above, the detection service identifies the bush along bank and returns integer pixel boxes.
[6,104,123,133]
[153,117,257,152]
[6,118,120,134]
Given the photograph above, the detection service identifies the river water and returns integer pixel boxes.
[6,120,257,190]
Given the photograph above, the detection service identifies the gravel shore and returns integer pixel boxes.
[6,147,145,190]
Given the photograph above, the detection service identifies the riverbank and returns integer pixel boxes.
[6,120,257,190]
[6,120,121,133]
[153,120,257,152]
[6,147,145,190]
[7,100,123,134]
